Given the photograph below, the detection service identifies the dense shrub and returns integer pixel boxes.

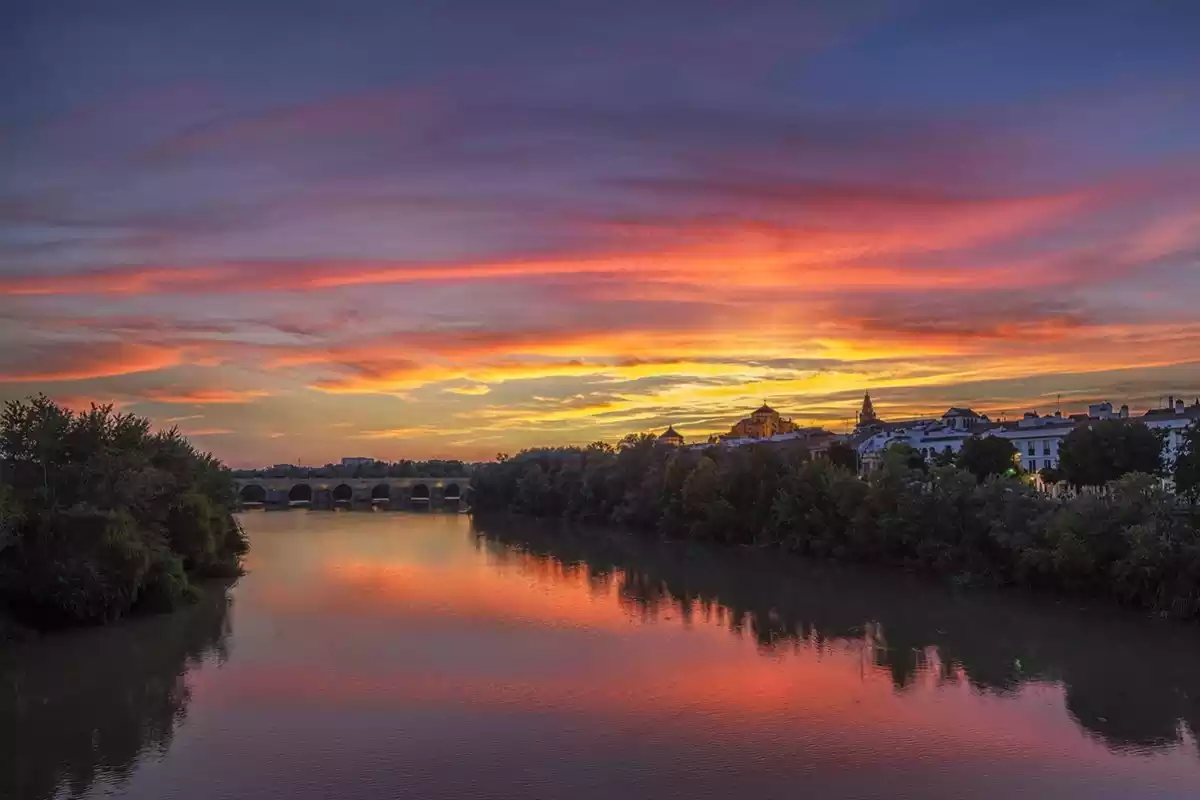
[471,438,1200,618]
[0,396,248,627]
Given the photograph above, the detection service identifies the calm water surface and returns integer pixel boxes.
[6,511,1200,799]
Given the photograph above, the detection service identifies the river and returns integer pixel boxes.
[5,511,1200,799]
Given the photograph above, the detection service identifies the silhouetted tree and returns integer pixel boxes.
[932,447,957,468]
[1039,464,1066,485]
[1173,423,1200,501]
[1058,420,1163,488]
[470,435,1200,619]
[882,443,927,473]
[825,440,858,471]
[957,436,1019,483]
[0,396,248,628]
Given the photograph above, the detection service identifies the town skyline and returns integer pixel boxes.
[5,1,1200,467]
[222,390,1200,469]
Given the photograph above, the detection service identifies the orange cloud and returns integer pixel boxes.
[143,387,269,404]
[178,427,235,436]
[0,343,181,382]
[352,427,441,439]
[4,166,1197,461]
[442,383,492,396]
[0,248,1057,300]
[0,183,1112,303]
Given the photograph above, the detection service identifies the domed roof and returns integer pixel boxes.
[754,403,776,415]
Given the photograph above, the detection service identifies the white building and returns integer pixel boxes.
[854,408,986,473]
[985,413,1076,474]
[340,456,376,468]
[853,394,1200,481]
[1142,397,1200,475]
[942,407,989,431]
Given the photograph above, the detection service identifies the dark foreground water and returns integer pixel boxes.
[5,513,1200,799]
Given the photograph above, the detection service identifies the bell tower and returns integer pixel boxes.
[858,391,879,428]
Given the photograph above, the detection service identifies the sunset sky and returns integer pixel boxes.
[3,0,1199,465]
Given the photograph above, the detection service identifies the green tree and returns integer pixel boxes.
[681,457,733,540]
[957,436,1019,483]
[467,428,1200,619]
[1039,464,1066,485]
[932,447,957,468]
[883,443,927,473]
[0,478,20,556]
[825,440,858,471]
[0,396,248,628]
[1058,420,1164,488]
[1173,422,1200,501]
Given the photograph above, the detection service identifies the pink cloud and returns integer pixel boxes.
[0,343,182,383]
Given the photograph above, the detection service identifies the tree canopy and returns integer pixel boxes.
[0,396,248,628]
[471,435,1200,619]
[1058,420,1164,488]
[825,440,858,471]
[882,443,927,473]
[957,436,1019,483]
[1174,423,1200,501]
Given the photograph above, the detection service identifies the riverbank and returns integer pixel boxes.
[470,442,1200,620]
[0,397,249,632]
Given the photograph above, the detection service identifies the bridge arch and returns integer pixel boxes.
[371,483,391,502]
[332,483,353,503]
[239,484,267,504]
[443,482,461,501]
[410,483,430,503]
[289,484,313,503]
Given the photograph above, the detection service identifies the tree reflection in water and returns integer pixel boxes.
[474,519,1200,754]
[0,585,233,800]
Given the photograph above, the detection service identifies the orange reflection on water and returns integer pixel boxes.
[205,511,1200,797]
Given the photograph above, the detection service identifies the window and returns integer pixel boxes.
[1043,442,1051,455]
[1027,443,1035,456]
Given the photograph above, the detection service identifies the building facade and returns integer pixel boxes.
[340,457,376,468]
[986,413,1075,473]
[658,425,685,446]
[851,393,993,473]
[726,404,799,439]
[850,393,1200,482]
[853,417,977,474]
[1142,398,1200,478]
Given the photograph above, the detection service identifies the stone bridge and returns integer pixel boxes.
[234,477,467,509]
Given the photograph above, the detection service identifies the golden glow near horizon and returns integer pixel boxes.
[3,228,1199,465]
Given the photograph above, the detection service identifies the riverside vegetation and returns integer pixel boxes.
[0,396,248,631]
[471,420,1200,619]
